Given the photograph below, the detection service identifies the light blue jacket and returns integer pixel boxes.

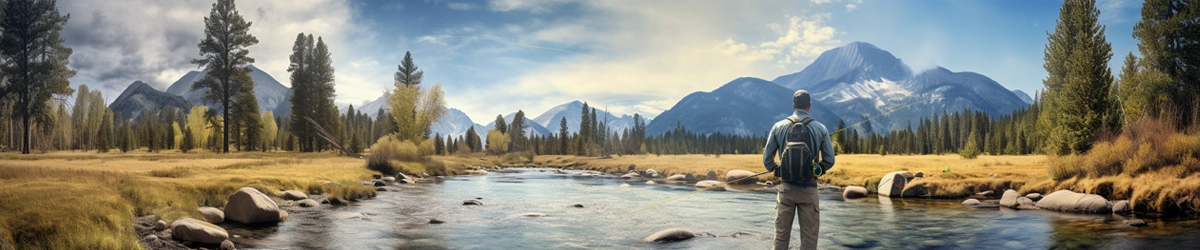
[762,110,836,187]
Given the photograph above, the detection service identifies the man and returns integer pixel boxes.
[762,89,835,250]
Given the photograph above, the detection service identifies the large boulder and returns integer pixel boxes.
[644,169,661,178]
[684,173,697,182]
[280,190,308,201]
[877,171,915,197]
[640,227,696,243]
[843,186,868,199]
[695,180,726,191]
[197,207,225,224]
[170,218,228,244]
[224,187,286,224]
[725,170,758,184]
[298,199,320,208]
[1036,190,1112,213]
[999,189,1021,208]
[706,170,718,181]
[665,174,687,181]
[620,172,641,179]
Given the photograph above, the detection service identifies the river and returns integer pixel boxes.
[228,168,1200,249]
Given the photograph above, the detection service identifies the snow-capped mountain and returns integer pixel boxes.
[357,94,390,118]
[650,41,1029,136]
[482,112,552,137]
[165,64,293,116]
[1012,90,1034,104]
[646,77,842,136]
[429,108,485,139]
[109,81,192,120]
[531,100,648,134]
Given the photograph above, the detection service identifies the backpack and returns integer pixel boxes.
[777,116,820,182]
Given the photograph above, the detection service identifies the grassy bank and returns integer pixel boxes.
[0,150,379,249]
[503,153,1049,197]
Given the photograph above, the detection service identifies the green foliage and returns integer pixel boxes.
[1038,0,1116,155]
[180,127,195,153]
[486,129,510,155]
[260,111,277,151]
[191,0,258,153]
[288,33,339,152]
[367,136,426,175]
[959,132,980,159]
[509,110,527,152]
[1133,0,1200,127]
[0,0,76,154]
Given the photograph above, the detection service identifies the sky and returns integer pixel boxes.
[61,0,1144,122]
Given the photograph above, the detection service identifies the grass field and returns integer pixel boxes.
[0,150,381,249]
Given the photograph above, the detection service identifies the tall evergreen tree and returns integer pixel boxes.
[559,117,569,155]
[389,51,444,143]
[287,34,338,152]
[510,110,527,152]
[96,109,113,152]
[465,126,481,152]
[1134,0,1200,127]
[494,114,507,134]
[1039,0,1115,155]
[191,0,258,153]
[0,0,75,154]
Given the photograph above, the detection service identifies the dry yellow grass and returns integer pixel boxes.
[0,150,379,249]
[513,153,1048,197]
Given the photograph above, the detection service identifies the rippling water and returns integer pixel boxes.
[229,168,1200,249]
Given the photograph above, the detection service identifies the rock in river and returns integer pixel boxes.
[877,171,915,197]
[1036,190,1111,213]
[1112,200,1131,214]
[725,170,758,184]
[198,206,225,224]
[843,186,868,199]
[463,199,483,206]
[280,190,308,201]
[999,189,1021,208]
[224,187,286,224]
[170,218,228,244]
[665,174,687,181]
[695,180,726,191]
[298,199,320,208]
[640,227,696,243]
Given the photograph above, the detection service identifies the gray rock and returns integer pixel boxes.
[373,181,386,186]
[628,164,637,172]
[334,212,364,220]
[1127,219,1148,227]
[640,227,696,243]
[999,189,1021,208]
[518,212,548,217]
[280,190,308,201]
[198,206,225,224]
[429,219,445,224]
[976,190,995,197]
[914,171,924,178]
[142,234,159,242]
[962,199,981,205]
[878,171,915,197]
[572,204,584,208]
[220,239,236,250]
[224,187,286,224]
[725,170,758,184]
[381,176,396,182]
[695,180,726,191]
[155,220,168,231]
[170,218,228,244]
[465,169,488,175]
[1112,200,1131,214]
[706,170,718,181]
[685,173,697,182]
[645,180,656,185]
[1026,193,1043,201]
[376,187,387,191]
[328,197,349,206]
[298,199,320,208]
[463,199,483,206]
[644,169,661,178]
[843,186,868,199]
[1036,190,1111,213]
[665,174,687,181]
[620,172,640,179]
[1017,197,1036,207]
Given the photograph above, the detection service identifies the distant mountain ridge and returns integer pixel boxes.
[531,100,646,135]
[648,41,1030,136]
[109,81,192,119]
[165,64,293,116]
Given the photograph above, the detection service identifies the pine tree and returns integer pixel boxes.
[559,117,569,155]
[465,126,481,152]
[96,109,113,152]
[494,114,507,134]
[509,110,527,152]
[180,126,194,153]
[434,133,444,155]
[1134,0,1200,127]
[0,0,75,154]
[191,0,258,153]
[1039,0,1114,155]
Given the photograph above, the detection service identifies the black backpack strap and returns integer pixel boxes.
[798,117,814,126]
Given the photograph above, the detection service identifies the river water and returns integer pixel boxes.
[230,168,1200,249]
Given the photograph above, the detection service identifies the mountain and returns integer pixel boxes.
[1012,90,1034,104]
[531,100,648,134]
[772,42,913,90]
[646,77,842,136]
[165,64,292,116]
[109,81,192,119]
[651,41,1029,136]
[429,108,485,139]
[357,94,389,118]
[482,112,552,137]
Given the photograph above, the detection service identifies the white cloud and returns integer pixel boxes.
[811,0,833,4]
[846,4,857,12]
[487,0,570,13]
[447,2,476,11]
[722,14,841,68]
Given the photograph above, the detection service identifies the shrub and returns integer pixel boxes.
[149,167,192,178]
[1048,154,1086,181]
[1084,137,1131,177]
[958,146,979,159]
[366,136,426,176]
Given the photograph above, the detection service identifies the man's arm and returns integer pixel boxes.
[763,125,780,172]
[818,125,835,172]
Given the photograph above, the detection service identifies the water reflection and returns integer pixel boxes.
[230,168,1200,250]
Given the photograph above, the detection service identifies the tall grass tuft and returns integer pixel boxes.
[1048,154,1085,181]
